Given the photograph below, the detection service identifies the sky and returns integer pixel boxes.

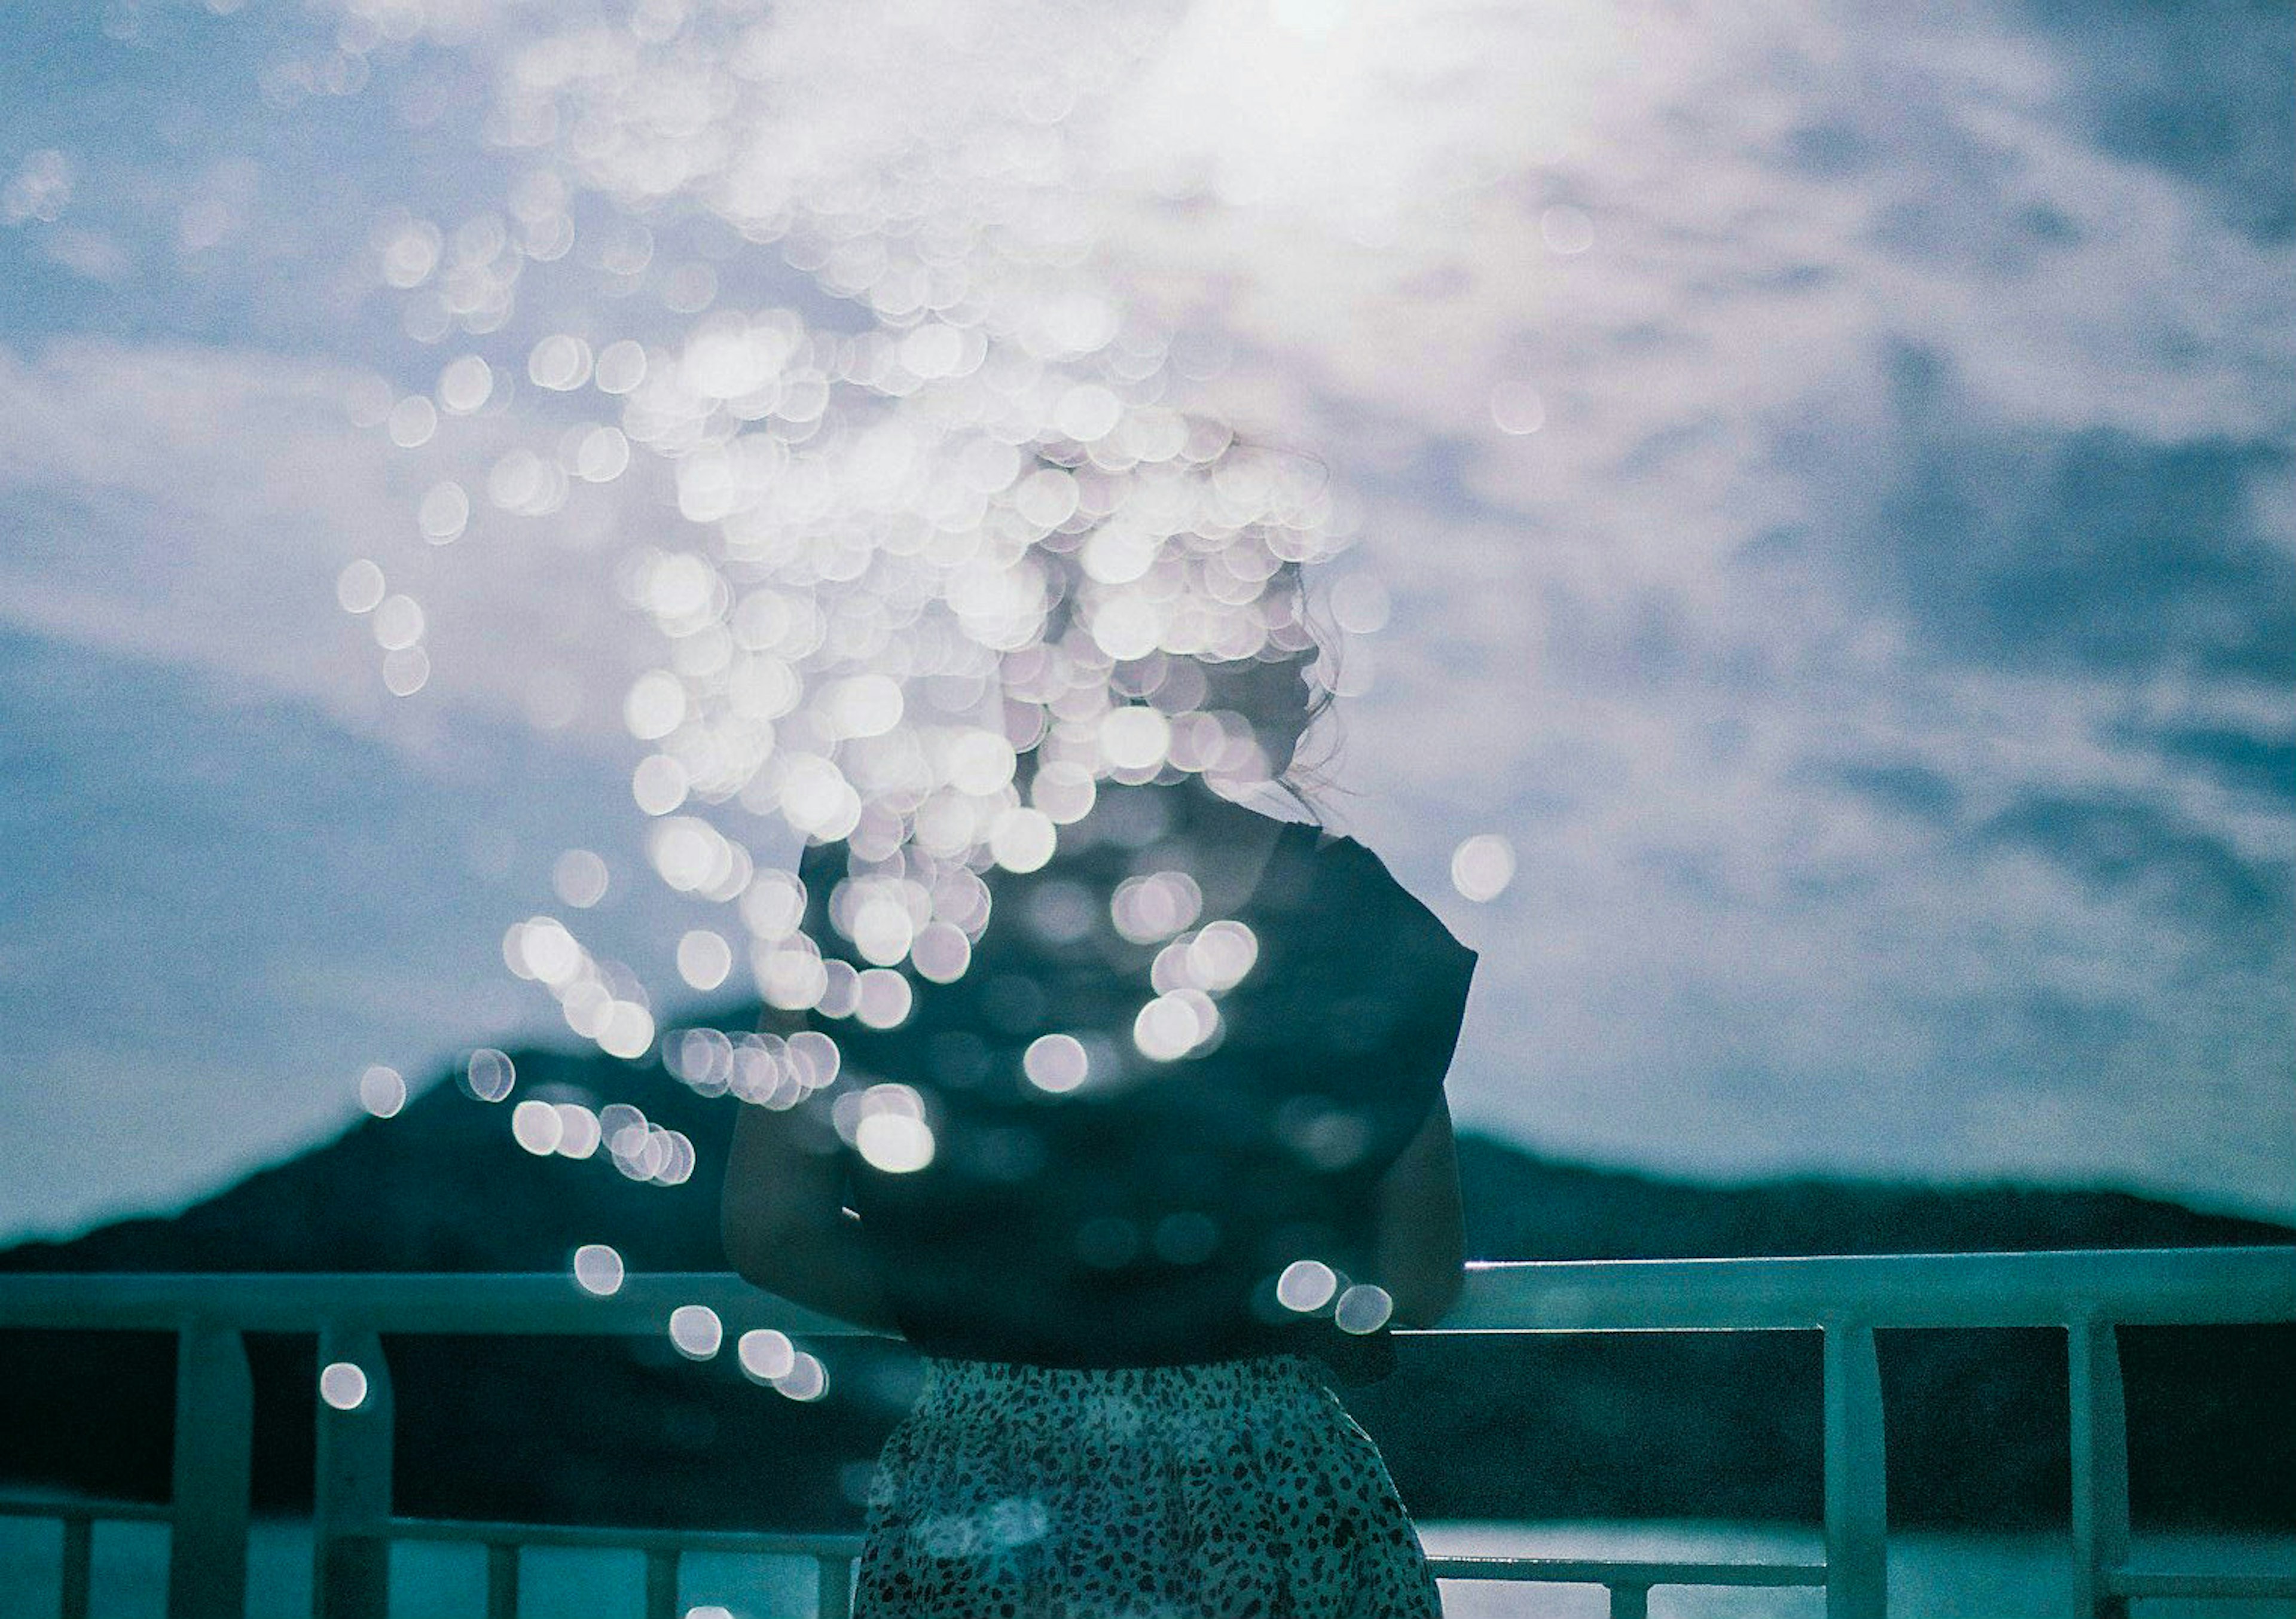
[1,0,2290,1242]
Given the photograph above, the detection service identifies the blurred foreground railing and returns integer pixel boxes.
[2,1247,2292,1619]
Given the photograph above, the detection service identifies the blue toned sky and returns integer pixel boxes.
[1,0,2290,1241]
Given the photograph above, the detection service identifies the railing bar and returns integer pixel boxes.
[817,1552,856,1619]
[60,1514,93,1619]
[643,1546,680,1619]
[0,1499,174,1523]
[2069,1316,2132,1619]
[2113,1571,2296,1599]
[3,1248,2290,1334]
[382,1514,866,1556]
[486,1542,520,1619]
[1823,1319,1888,1619]
[1426,1556,1827,1587]
[314,1325,393,1619]
[166,1321,252,1619]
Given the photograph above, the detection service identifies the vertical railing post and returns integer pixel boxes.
[313,1325,393,1619]
[486,1542,521,1619]
[166,1322,254,1617]
[1822,1319,1888,1619]
[826,1552,863,1617]
[60,1513,93,1619]
[1607,1581,1651,1618]
[643,1548,680,1619]
[167,1319,253,1619]
[817,1554,855,1619]
[2069,1315,2132,1619]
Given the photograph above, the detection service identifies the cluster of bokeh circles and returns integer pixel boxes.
[348,0,1355,1060]
[335,0,1376,1379]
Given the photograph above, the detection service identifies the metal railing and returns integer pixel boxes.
[2,1246,2291,1619]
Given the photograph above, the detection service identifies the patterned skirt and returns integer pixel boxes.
[852,1354,1442,1618]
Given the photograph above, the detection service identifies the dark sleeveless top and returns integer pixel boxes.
[796,783,1477,1379]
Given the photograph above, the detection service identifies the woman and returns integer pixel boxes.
[721,574,1477,1617]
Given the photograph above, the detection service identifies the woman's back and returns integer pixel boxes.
[795,778,1478,1373]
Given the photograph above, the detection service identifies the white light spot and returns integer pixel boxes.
[371,594,425,650]
[947,731,1018,795]
[989,808,1057,873]
[1100,706,1171,772]
[553,849,610,909]
[856,1110,935,1174]
[668,1304,723,1360]
[594,338,648,394]
[386,394,436,448]
[517,918,582,986]
[335,558,386,615]
[1489,382,1546,436]
[599,1001,656,1059]
[1022,1033,1089,1094]
[1030,761,1097,824]
[381,646,430,697]
[465,1048,515,1102]
[1451,833,1517,902]
[1540,204,1595,255]
[677,929,734,991]
[554,1102,602,1159]
[1186,921,1259,991]
[1327,575,1391,634]
[823,673,904,738]
[358,1064,405,1119]
[1052,383,1122,442]
[632,754,691,816]
[1132,990,1218,1061]
[319,1362,369,1412]
[853,969,915,1030]
[417,481,469,543]
[437,354,493,414]
[573,1244,625,1297]
[1112,872,1203,944]
[909,921,972,984]
[738,1328,796,1382]
[624,671,688,740]
[1334,1283,1395,1334]
[528,333,594,390]
[511,1099,563,1154]
[741,870,808,941]
[1275,1259,1339,1313]
[775,1351,828,1401]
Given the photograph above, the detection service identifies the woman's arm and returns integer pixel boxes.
[720,1098,899,1333]
[1367,1096,1466,1327]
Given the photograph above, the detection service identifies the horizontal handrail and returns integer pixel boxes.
[386,1516,866,1557]
[0,1494,171,1523]
[0,1270,856,1336]
[2,1245,2288,1335]
[1426,1554,1827,1587]
[1448,1245,2296,1331]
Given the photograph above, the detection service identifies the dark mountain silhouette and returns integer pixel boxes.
[2,1029,2289,1529]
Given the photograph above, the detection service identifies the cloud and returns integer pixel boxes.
[0,336,661,752]
[1074,0,2296,1211]
[0,625,756,1241]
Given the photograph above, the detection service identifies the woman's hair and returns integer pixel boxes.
[1263,559,1347,820]
[1018,426,1351,823]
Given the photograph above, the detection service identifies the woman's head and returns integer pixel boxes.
[1024,431,1345,814]
[1190,562,1341,810]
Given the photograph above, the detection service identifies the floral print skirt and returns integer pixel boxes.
[853,1354,1442,1618]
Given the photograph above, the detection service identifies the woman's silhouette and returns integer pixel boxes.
[722,534,1477,1617]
